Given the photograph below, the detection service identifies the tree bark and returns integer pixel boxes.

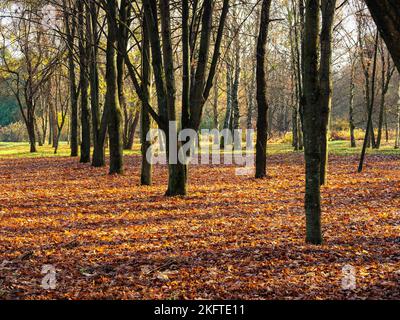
[140,12,152,186]
[105,0,124,174]
[376,50,394,149]
[62,0,79,157]
[395,82,400,149]
[77,0,91,163]
[220,60,233,148]
[349,62,356,148]
[160,0,187,196]
[303,0,322,244]
[319,0,336,185]
[364,0,400,74]
[255,0,272,179]
[358,32,379,172]
[87,1,106,167]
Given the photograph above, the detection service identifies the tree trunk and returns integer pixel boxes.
[358,32,379,172]
[221,60,233,148]
[140,12,152,186]
[125,110,140,150]
[364,0,400,73]
[27,112,37,153]
[292,88,299,149]
[246,63,256,130]
[232,36,241,132]
[78,0,91,163]
[255,0,272,179]
[303,0,322,245]
[63,0,79,157]
[160,0,186,196]
[395,82,400,149]
[213,77,219,129]
[349,61,356,148]
[105,0,124,175]
[87,1,106,168]
[319,0,336,186]
[376,50,394,149]
[49,83,58,149]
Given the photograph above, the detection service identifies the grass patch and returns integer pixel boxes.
[0,139,399,159]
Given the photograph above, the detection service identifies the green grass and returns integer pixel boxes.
[0,141,141,159]
[0,139,399,159]
[327,140,400,156]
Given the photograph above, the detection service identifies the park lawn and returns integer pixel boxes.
[0,141,399,299]
[0,139,399,159]
[0,142,142,159]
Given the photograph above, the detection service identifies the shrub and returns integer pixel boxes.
[0,121,28,142]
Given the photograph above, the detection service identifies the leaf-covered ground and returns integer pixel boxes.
[0,153,399,299]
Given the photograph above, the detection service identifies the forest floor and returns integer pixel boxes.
[0,141,399,299]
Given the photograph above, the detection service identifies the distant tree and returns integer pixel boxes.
[0,4,60,152]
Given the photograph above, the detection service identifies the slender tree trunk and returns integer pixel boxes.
[221,60,233,148]
[288,1,300,150]
[395,82,400,149]
[87,1,106,167]
[160,0,186,196]
[78,0,91,163]
[106,0,124,174]
[48,109,52,145]
[118,0,132,152]
[232,36,241,131]
[35,118,43,147]
[246,63,256,130]
[255,0,272,179]
[349,61,356,148]
[377,52,394,148]
[140,12,152,186]
[49,80,58,150]
[27,111,37,153]
[291,74,299,150]
[358,32,379,172]
[125,110,140,150]
[376,96,385,149]
[63,0,79,157]
[376,51,386,149]
[213,76,219,129]
[319,0,336,185]
[298,0,306,151]
[181,0,190,131]
[384,110,389,143]
[232,35,241,150]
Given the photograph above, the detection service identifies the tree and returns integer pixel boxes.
[364,0,400,74]
[376,41,395,149]
[395,81,400,149]
[77,0,91,163]
[355,4,378,149]
[303,0,335,244]
[127,0,229,196]
[255,0,272,179]
[0,4,60,153]
[319,0,336,185]
[103,0,124,174]
[140,11,152,186]
[358,31,379,173]
[62,0,79,157]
